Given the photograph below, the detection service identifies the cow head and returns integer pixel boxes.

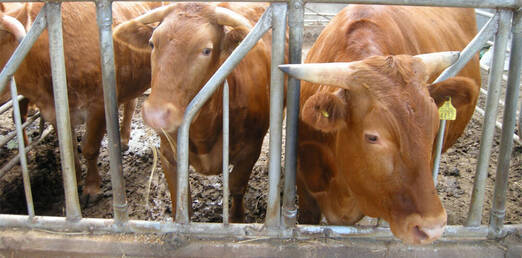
[113,3,252,132]
[280,52,476,244]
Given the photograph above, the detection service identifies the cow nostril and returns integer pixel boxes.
[413,225,429,242]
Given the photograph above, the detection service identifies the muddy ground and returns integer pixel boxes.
[0,27,521,227]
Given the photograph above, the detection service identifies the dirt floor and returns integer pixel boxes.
[0,27,521,227]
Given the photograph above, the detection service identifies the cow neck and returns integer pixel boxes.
[187,80,224,152]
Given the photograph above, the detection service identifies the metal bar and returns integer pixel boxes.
[0,112,40,148]
[0,0,519,8]
[46,2,82,222]
[222,80,230,225]
[9,77,34,217]
[176,6,273,224]
[431,12,500,184]
[0,126,52,179]
[488,9,522,239]
[476,9,494,18]
[0,95,24,115]
[282,0,303,228]
[474,106,521,145]
[95,0,129,225]
[0,214,521,239]
[466,9,513,227]
[0,8,47,94]
[266,2,287,228]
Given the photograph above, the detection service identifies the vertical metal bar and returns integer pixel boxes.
[282,0,303,228]
[222,80,230,225]
[46,2,82,221]
[432,12,499,184]
[95,0,129,225]
[176,7,273,224]
[9,77,34,217]
[432,120,447,185]
[266,3,287,228]
[488,9,522,239]
[0,8,47,94]
[466,9,513,227]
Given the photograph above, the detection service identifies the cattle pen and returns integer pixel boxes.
[0,0,521,257]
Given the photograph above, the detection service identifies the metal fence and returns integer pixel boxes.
[0,0,521,243]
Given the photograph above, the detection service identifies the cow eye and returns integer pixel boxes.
[149,40,154,49]
[202,48,212,56]
[365,134,379,144]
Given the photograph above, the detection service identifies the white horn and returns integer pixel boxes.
[134,4,178,24]
[215,7,252,30]
[279,62,360,89]
[0,15,26,42]
[414,51,460,79]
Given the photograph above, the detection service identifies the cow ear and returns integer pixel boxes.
[113,20,155,53]
[301,89,348,133]
[428,76,479,108]
[220,26,249,57]
[0,3,5,12]
[298,142,334,193]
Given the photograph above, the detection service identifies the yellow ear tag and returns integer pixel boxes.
[438,97,456,121]
[320,110,330,118]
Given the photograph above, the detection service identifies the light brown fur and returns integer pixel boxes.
[0,2,162,200]
[114,2,275,222]
[297,5,480,244]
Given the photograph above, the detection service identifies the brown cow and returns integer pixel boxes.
[0,2,162,200]
[113,2,272,222]
[279,6,480,244]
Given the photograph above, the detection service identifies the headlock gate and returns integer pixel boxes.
[0,0,521,256]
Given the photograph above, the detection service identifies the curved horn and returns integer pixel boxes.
[215,7,252,30]
[0,14,26,42]
[134,4,178,24]
[414,51,459,79]
[279,62,360,89]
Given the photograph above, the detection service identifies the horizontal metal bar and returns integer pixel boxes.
[0,7,47,95]
[0,112,40,148]
[480,63,509,81]
[0,125,52,179]
[0,214,521,240]
[0,0,518,8]
[0,95,24,115]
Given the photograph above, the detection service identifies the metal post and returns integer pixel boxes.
[466,9,513,227]
[488,9,522,239]
[432,12,500,184]
[266,3,287,228]
[176,7,273,224]
[46,2,82,221]
[9,77,34,217]
[95,0,129,225]
[222,80,230,225]
[0,8,47,94]
[282,0,303,228]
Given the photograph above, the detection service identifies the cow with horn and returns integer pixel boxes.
[279,5,480,244]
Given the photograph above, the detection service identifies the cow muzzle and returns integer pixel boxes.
[142,100,182,132]
[393,210,447,245]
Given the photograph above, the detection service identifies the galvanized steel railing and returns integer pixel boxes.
[0,0,520,241]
